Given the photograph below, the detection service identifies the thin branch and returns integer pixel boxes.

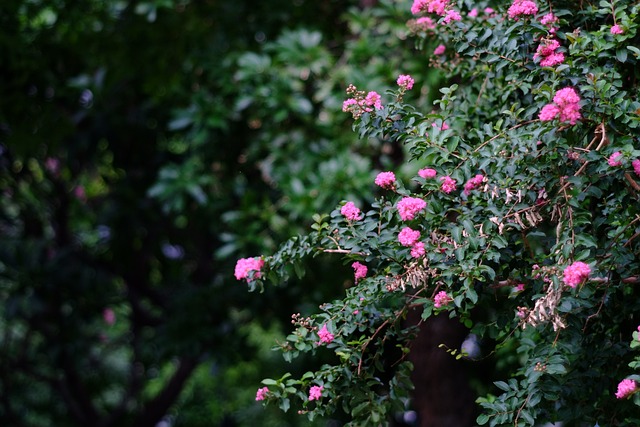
[357,319,390,376]
[473,120,536,154]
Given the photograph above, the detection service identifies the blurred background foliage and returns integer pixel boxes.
[0,0,442,425]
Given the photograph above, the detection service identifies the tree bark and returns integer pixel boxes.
[406,308,476,427]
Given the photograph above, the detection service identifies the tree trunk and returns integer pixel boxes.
[406,308,476,427]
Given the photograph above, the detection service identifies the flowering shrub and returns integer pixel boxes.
[242,0,640,424]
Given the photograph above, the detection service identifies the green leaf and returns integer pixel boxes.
[351,401,370,417]
[494,381,510,392]
[616,49,628,63]
[477,413,490,425]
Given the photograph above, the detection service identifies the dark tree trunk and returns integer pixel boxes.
[406,308,477,427]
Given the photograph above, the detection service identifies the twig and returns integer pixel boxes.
[357,319,390,376]
[473,120,536,153]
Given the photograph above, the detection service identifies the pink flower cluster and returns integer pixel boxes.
[398,227,425,258]
[608,151,623,167]
[309,385,324,401]
[341,201,362,221]
[399,227,421,246]
[534,39,565,67]
[539,87,582,125]
[419,168,437,179]
[411,242,426,257]
[633,159,640,176]
[365,91,383,110]
[256,386,269,401]
[411,0,449,15]
[562,261,591,288]
[611,24,624,35]
[318,324,334,344]
[540,12,558,26]
[342,84,384,119]
[463,174,484,195]
[615,379,637,399]
[416,16,436,30]
[434,291,452,308]
[440,176,457,194]
[375,171,396,189]
[443,9,462,24]
[352,261,368,282]
[434,44,446,55]
[397,74,415,90]
[507,0,538,19]
[397,197,427,220]
[235,257,265,281]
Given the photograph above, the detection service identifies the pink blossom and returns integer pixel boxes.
[562,261,591,288]
[558,104,581,124]
[411,0,448,15]
[309,385,324,401]
[74,186,87,202]
[397,74,415,90]
[411,0,428,14]
[610,24,624,35]
[539,87,581,125]
[341,201,362,221]
[507,0,538,19]
[441,121,450,130]
[516,307,527,318]
[615,379,637,399]
[484,7,495,14]
[397,197,427,221]
[418,168,437,179]
[468,8,478,17]
[235,257,265,281]
[416,16,436,29]
[443,9,462,23]
[540,13,558,26]
[440,176,457,194]
[632,159,640,176]
[428,0,448,15]
[539,104,560,121]
[433,44,446,55]
[318,324,335,344]
[434,291,452,308]
[534,39,565,67]
[554,87,581,106]
[608,151,623,167]
[354,309,359,315]
[375,171,396,189]
[342,98,358,112]
[463,174,484,195]
[365,91,383,110]
[410,242,426,258]
[45,157,61,174]
[540,52,565,67]
[534,39,560,58]
[514,283,525,292]
[352,261,368,282]
[256,387,269,401]
[103,308,116,326]
[399,227,421,247]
